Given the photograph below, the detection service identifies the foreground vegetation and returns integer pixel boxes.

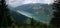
[0,22,60,28]
[0,18,60,28]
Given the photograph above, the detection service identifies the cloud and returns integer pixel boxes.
[44,0,54,4]
[6,0,54,7]
[6,0,25,7]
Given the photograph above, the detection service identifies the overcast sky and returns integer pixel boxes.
[6,0,55,7]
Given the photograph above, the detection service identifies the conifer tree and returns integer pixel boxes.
[31,18,34,26]
[50,0,60,28]
[0,0,13,27]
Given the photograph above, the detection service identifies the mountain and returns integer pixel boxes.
[10,10,28,24]
[14,3,53,15]
[9,3,53,24]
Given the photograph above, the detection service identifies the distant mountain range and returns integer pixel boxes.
[14,3,53,15]
[9,3,53,24]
